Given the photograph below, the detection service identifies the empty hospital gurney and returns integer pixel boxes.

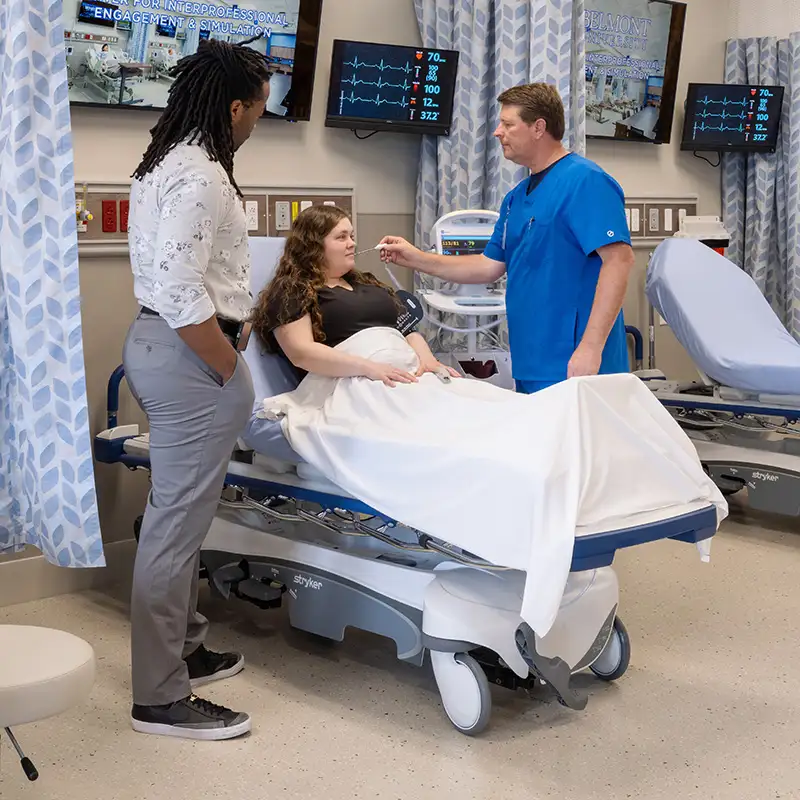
[94,237,723,736]
[644,237,800,517]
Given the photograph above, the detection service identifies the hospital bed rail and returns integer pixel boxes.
[95,363,719,575]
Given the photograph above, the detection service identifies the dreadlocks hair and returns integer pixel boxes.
[131,36,271,197]
[251,205,402,352]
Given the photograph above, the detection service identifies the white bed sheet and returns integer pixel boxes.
[258,327,728,638]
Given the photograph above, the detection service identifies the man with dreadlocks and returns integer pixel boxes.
[122,37,270,741]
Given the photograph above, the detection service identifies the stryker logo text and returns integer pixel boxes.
[294,575,322,590]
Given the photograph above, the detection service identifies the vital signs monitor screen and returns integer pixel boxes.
[439,236,492,257]
[325,40,460,136]
[680,83,784,153]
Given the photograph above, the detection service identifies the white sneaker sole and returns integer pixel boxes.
[189,655,245,689]
[131,715,251,741]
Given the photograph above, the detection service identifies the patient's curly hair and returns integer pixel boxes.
[251,205,400,351]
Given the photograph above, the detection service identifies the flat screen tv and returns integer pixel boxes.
[155,20,177,38]
[77,1,118,28]
[65,0,324,122]
[325,39,460,136]
[680,83,784,153]
[584,0,687,144]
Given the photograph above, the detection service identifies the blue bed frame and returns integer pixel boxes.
[94,365,720,573]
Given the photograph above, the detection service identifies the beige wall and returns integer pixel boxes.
[730,0,800,37]
[1,0,734,603]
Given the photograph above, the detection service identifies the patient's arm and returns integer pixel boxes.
[275,316,418,387]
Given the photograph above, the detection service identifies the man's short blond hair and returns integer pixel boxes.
[497,83,565,140]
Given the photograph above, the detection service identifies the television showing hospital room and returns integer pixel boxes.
[325,40,460,136]
[584,0,687,144]
[679,83,785,153]
[63,0,324,121]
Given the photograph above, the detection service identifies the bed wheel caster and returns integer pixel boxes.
[430,651,492,736]
[515,623,588,711]
[589,617,631,682]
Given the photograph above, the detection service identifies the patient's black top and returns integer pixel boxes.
[263,278,408,378]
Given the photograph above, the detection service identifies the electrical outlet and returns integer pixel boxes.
[245,200,258,232]
[625,208,631,230]
[323,200,336,207]
[102,200,117,233]
[631,208,641,233]
[300,200,313,212]
[275,201,291,231]
[663,207,673,232]
[120,200,130,233]
[678,208,687,227]
[648,207,660,233]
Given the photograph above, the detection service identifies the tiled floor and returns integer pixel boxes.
[1,496,798,800]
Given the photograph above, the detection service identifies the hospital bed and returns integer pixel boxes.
[642,236,800,517]
[94,237,720,736]
[151,48,179,80]
[84,45,140,105]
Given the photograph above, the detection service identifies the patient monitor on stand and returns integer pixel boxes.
[402,210,514,389]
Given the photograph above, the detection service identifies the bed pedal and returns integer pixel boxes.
[515,623,588,711]
[210,560,286,610]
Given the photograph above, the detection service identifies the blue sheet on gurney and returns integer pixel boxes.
[255,327,728,639]
[646,237,800,396]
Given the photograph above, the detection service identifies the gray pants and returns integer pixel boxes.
[122,313,254,707]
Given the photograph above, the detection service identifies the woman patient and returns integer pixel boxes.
[250,205,459,387]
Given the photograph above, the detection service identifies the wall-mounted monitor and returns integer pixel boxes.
[155,20,177,38]
[65,0,323,122]
[584,0,687,144]
[77,1,118,28]
[680,83,784,153]
[325,39,459,136]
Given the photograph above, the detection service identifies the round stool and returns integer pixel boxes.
[0,625,95,781]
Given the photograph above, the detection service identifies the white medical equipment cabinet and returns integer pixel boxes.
[419,210,514,390]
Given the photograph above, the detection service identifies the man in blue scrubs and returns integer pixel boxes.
[380,83,635,393]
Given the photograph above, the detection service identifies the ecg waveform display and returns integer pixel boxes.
[326,40,459,135]
[682,83,784,152]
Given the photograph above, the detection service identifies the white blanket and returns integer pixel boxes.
[259,327,728,637]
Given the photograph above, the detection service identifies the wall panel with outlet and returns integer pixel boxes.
[241,193,268,237]
[623,195,698,246]
[74,182,356,257]
[267,194,354,237]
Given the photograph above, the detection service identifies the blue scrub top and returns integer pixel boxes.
[483,153,631,383]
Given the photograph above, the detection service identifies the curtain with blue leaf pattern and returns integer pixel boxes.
[0,0,104,568]
[722,33,800,339]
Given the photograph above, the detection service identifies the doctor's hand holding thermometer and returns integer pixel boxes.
[382,82,634,394]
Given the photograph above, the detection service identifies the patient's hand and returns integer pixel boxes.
[415,355,460,379]
[364,361,418,388]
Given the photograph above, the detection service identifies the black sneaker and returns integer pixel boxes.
[131,695,251,740]
[185,645,245,689]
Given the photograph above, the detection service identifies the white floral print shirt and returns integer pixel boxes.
[128,141,252,329]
